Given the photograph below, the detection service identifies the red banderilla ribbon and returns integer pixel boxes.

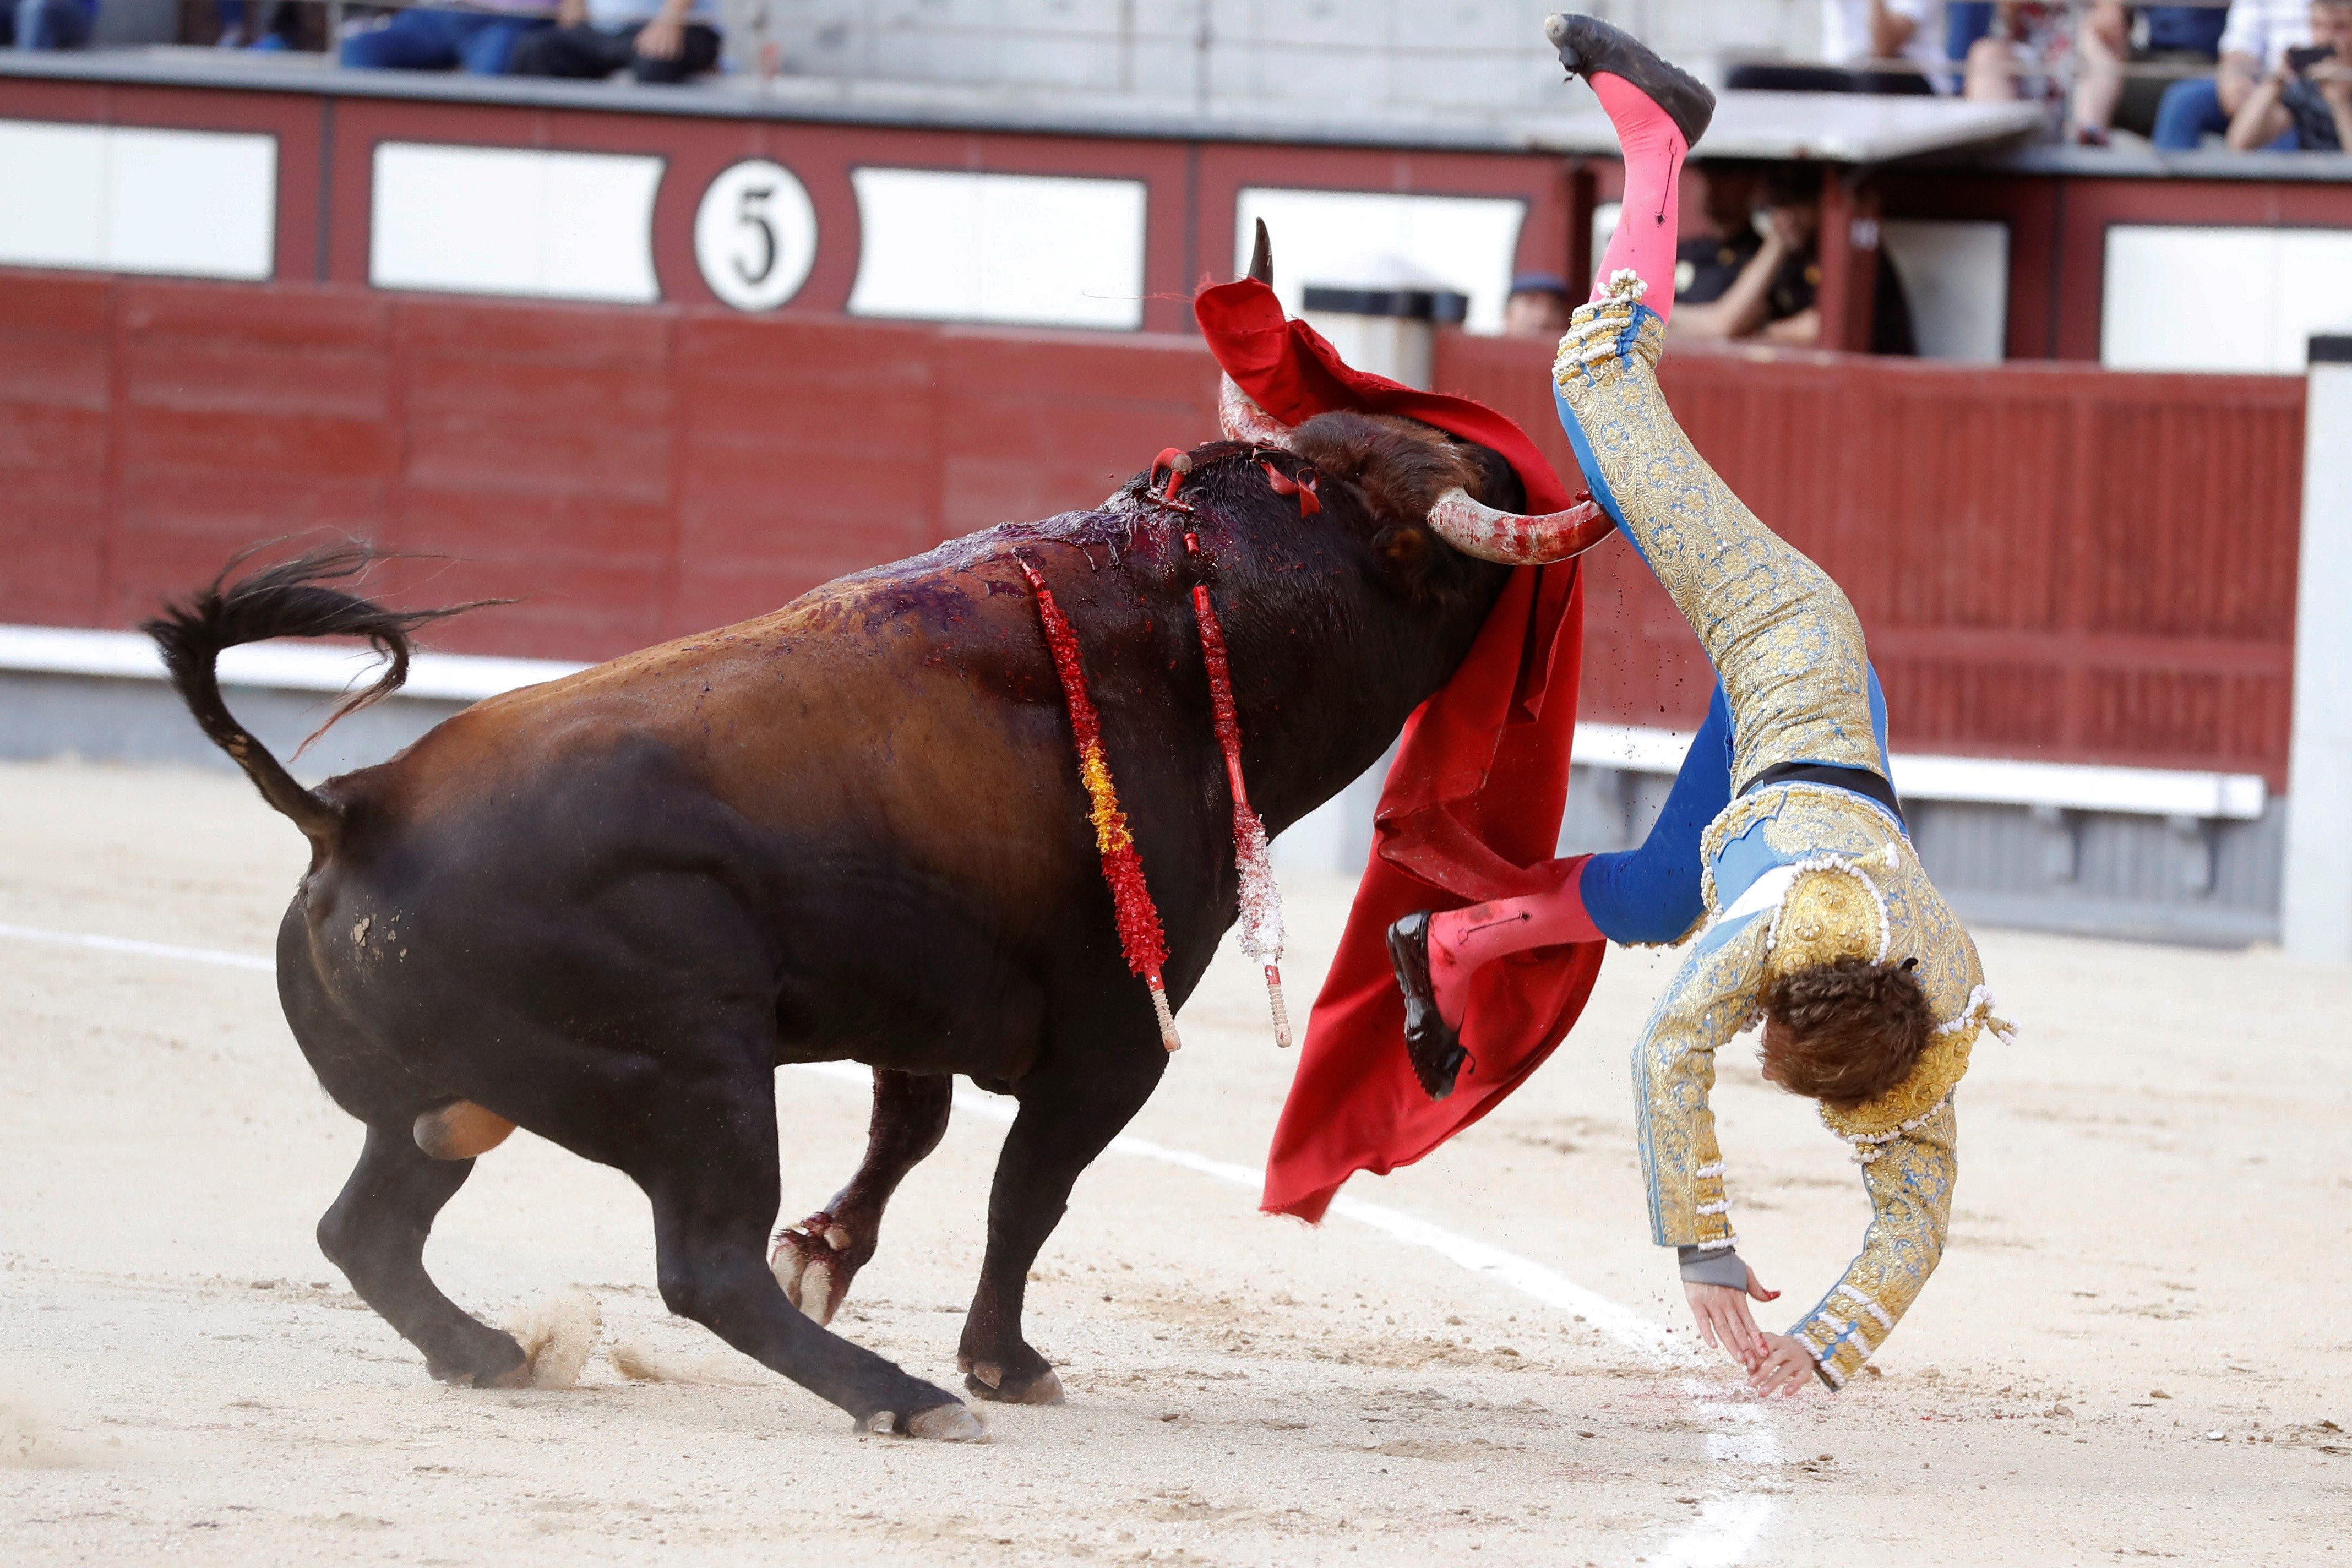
[1017,554,1179,1050]
[1184,532,1291,1048]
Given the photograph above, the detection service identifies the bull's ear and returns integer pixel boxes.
[1455,442,1527,514]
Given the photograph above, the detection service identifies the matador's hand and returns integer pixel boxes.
[1748,1332,1816,1397]
[1683,1266,1780,1372]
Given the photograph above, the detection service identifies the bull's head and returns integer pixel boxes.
[1218,221,1613,568]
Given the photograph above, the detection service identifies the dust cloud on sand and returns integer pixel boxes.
[2,758,2347,1565]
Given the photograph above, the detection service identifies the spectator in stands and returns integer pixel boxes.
[2226,0,2352,146]
[1728,2,1953,95]
[2071,4,2230,143]
[341,1,555,74]
[508,0,721,84]
[1664,165,1766,333]
[1,0,96,48]
[1670,166,1917,356]
[1502,273,1575,339]
[2152,0,2313,147]
[1962,3,2076,110]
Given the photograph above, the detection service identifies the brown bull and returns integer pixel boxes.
[148,405,1536,1439]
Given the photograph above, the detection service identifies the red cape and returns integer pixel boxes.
[1195,279,1607,1222]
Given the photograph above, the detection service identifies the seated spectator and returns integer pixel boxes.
[1665,165,1766,325]
[1670,166,1917,356]
[341,1,554,74]
[2071,4,2230,143]
[508,0,721,85]
[1,0,96,48]
[1502,273,1574,339]
[1728,2,1952,95]
[216,0,306,51]
[2153,0,2312,148]
[2227,0,2352,146]
[1964,3,2076,110]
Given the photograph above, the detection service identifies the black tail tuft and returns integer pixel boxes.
[143,541,499,843]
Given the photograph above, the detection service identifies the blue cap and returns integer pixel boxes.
[1509,272,1572,297]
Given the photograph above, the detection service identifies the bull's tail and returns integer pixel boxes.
[143,542,494,845]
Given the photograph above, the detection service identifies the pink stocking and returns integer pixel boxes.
[1428,856,1598,1030]
[1587,71,1687,325]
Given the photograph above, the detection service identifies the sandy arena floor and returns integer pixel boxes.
[2,756,2348,1566]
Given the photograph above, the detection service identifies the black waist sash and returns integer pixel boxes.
[1739,760,1908,833]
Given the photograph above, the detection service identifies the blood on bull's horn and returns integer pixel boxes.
[1424,488,1615,565]
[1218,217,1295,448]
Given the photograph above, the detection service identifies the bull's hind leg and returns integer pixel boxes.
[634,1060,982,1439]
[773,1069,954,1325]
[317,1122,532,1387]
[958,1011,1168,1404]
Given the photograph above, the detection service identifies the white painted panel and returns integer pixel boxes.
[0,119,274,280]
[1879,218,2008,364]
[1235,187,1528,336]
[847,168,1145,330]
[370,142,662,304]
[0,121,107,269]
[106,127,276,281]
[2103,226,2352,374]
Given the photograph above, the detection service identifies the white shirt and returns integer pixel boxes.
[2219,0,2313,68]
[1821,0,1952,90]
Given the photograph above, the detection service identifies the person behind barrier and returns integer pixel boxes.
[1504,274,1577,340]
[1668,165,1917,356]
[1,0,96,48]
[1389,14,2009,1396]
[507,0,721,84]
[340,0,555,75]
[2226,0,2352,146]
[1728,1,1953,95]
[2151,0,2315,147]
[2070,3,2230,143]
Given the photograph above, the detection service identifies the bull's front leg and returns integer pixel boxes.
[772,1068,952,1324]
[959,1016,1168,1405]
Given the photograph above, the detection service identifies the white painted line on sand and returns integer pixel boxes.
[2,919,1779,1566]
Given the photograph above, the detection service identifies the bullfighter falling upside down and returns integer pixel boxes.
[1389,15,2013,1396]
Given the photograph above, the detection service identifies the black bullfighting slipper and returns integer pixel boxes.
[1544,12,1717,149]
[1388,911,1468,1102]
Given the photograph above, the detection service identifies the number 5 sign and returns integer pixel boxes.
[693,160,817,311]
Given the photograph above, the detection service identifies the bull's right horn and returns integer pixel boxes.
[1425,488,1614,564]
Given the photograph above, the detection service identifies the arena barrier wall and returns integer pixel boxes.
[1435,333,2306,793]
[2,271,2305,793]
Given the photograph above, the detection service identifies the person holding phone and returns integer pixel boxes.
[2228,1,2352,147]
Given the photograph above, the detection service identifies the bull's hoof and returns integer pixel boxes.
[964,1365,1065,1406]
[771,1211,854,1326]
[908,1404,989,1441]
[424,1332,530,1390]
[858,1404,989,1442]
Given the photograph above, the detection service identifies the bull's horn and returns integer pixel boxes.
[1219,373,1293,446]
[1247,217,1273,285]
[1425,487,1614,564]
[1218,220,1290,445]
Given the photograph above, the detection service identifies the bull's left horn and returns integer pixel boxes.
[1219,373,1293,447]
[1425,487,1614,564]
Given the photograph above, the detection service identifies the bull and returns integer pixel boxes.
[146,252,1602,1439]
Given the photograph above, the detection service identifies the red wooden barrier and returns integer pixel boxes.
[0,275,2304,787]
[1435,335,2305,789]
[0,274,1222,660]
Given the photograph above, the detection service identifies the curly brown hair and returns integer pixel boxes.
[1757,956,1935,1109]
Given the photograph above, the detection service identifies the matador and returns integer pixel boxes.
[1389,15,2015,1395]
